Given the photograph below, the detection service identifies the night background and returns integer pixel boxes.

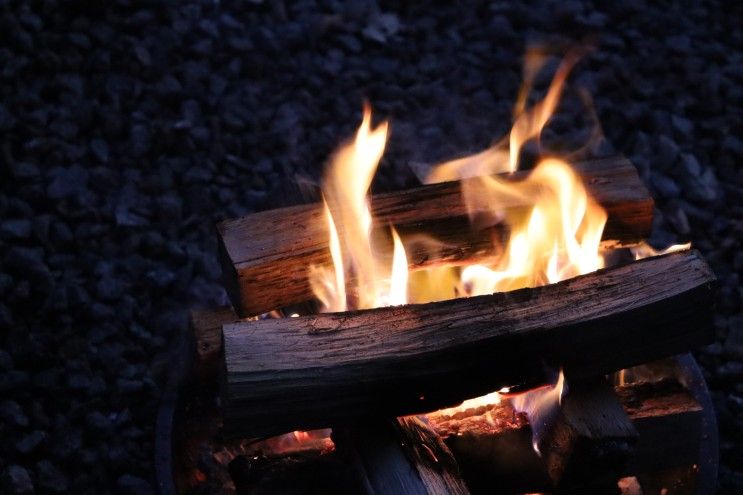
[0,1,741,493]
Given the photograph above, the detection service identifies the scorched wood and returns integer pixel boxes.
[220,250,714,438]
[536,378,638,491]
[218,157,653,316]
[334,418,470,495]
[432,378,702,494]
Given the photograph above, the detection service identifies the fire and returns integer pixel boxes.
[510,370,567,453]
[309,104,409,311]
[306,51,689,454]
[311,57,605,310]
[455,158,607,296]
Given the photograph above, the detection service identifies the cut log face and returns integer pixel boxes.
[221,250,714,439]
[217,157,654,316]
[189,307,238,381]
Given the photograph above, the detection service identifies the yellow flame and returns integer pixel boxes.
[426,51,579,183]
[387,228,409,306]
[308,202,346,312]
[309,105,408,311]
[458,158,607,296]
[631,241,691,260]
[431,391,503,419]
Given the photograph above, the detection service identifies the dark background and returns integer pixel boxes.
[0,1,741,493]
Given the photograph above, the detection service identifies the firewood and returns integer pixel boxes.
[431,379,702,494]
[536,378,638,491]
[217,156,654,316]
[189,307,238,381]
[334,417,470,495]
[221,250,714,438]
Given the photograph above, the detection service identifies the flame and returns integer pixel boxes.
[631,241,691,260]
[309,105,409,311]
[459,158,607,296]
[510,370,567,453]
[432,390,504,419]
[426,50,578,183]
[305,52,688,455]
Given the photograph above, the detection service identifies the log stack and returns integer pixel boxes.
[184,156,715,494]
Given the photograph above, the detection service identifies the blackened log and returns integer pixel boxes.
[334,417,470,495]
[218,157,653,316]
[221,250,714,438]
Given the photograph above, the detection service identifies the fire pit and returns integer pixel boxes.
[157,55,719,494]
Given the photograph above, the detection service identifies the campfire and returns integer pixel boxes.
[160,54,717,495]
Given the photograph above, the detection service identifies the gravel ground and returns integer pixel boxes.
[0,1,740,494]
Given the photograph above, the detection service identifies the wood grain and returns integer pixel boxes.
[221,250,714,438]
[218,156,654,316]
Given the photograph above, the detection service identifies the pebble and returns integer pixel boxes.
[116,474,154,495]
[655,135,680,171]
[15,430,46,455]
[36,461,69,493]
[1,465,34,495]
[0,400,29,428]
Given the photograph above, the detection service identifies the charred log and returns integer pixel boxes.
[334,417,470,495]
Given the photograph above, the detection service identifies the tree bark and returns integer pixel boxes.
[217,156,654,316]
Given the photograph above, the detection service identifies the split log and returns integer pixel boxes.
[334,417,470,495]
[221,250,714,438]
[536,378,638,491]
[218,156,653,316]
[431,379,702,494]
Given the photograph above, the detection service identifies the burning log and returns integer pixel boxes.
[432,379,702,494]
[220,250,714,439]
[217,156,653,316]
[334,418,470,495]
